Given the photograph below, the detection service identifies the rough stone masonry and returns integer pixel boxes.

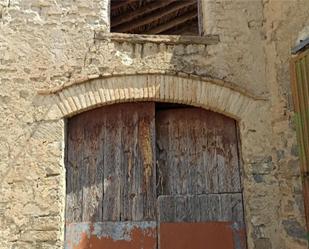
[0,0,309,249]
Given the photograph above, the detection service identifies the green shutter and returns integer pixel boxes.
[291,49,309,173]
[291,49,309,232]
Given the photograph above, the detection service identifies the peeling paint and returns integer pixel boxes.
[66,222,157,249]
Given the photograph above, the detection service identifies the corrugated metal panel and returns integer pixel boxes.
[291,48,309,229]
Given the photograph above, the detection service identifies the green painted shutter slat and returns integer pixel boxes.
[291,50,309,173]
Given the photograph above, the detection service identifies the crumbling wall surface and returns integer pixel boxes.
[0,0,309,249]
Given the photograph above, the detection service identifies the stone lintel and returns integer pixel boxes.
[94,32,220,46]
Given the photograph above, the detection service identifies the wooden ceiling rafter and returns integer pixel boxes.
[160,18,198,35]
[111,0,174,28]
[146,10,198,34]
[111,0,138,11]
[113,1,196,33]
[110,0,200,35]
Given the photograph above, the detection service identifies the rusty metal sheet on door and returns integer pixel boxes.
[159,222,246,249]
[65,221,157,249]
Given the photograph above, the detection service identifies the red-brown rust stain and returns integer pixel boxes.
[160,222,236,249]
[70,225,157,249]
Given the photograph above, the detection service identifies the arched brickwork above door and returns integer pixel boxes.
[38,72,276,249]
[40,73,266,121]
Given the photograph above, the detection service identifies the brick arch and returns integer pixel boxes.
[43,73,264,121]
[41,73,273,249]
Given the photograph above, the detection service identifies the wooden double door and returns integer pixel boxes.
[65,102,246,249]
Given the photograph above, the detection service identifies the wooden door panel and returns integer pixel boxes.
[66,114,86,223]
[156,107,246,249]
[82,114,104,222]
[156,108,241,195]
[157,194,244,223]
[66,102,156,223]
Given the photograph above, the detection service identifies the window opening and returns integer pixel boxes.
[110,0,201,35]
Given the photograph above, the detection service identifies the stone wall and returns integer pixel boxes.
[0,0,309,248]
[203,1,309,248]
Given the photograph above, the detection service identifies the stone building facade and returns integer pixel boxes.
[0,0,309,248]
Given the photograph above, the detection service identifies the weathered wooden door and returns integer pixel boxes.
[65,102,246,249]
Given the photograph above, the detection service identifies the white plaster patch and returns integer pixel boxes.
[115,51,133,66]
[296,25,309,45]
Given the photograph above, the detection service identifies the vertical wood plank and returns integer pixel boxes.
[66,116,84,223]
[102,103,156,221]
[102,108,122,221]
[187,195,201,222]
[175,195,187,222]
[219,193,244,223]
[82,114,104,222]
[157,196,175,223]
[120,109,133,221]
[199,194,220,221]
[139,104,157,220]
